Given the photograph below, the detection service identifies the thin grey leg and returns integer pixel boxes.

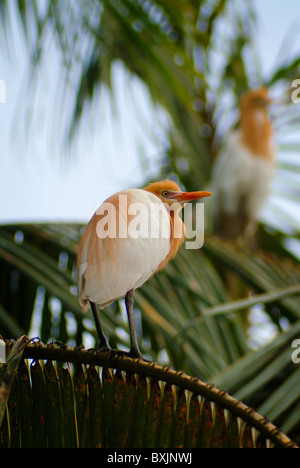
[90,301,110,351]
[125,290,143,359]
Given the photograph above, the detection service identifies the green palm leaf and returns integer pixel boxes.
[0,342,297,448]
[213,321,300,442]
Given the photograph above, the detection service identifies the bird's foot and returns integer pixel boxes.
[109,349,129,358]
[108,348,151,362]
[92,344,112,354]
[127,349,151,363]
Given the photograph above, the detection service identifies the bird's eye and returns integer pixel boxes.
[162,191,169,198]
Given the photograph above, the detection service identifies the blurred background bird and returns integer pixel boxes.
[212,87,275,241]
[77,180,212,359]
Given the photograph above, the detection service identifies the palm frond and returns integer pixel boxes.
[0,342,297,448]
[213,321,300,444]
[204,237,300,321]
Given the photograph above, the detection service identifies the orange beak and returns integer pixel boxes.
[170,190,213,204]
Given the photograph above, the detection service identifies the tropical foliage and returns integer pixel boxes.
[1,0,300,446]
[0,338,297,448]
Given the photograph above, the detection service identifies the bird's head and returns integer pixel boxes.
[144,180,213,209]
[240,87,272,112]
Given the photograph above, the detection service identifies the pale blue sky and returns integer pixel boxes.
[0,0,300,223]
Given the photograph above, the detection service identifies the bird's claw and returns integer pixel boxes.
[109,349,128,358]
[109,348,151,362]
[91,345,112,355]
[127,350,151,362]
